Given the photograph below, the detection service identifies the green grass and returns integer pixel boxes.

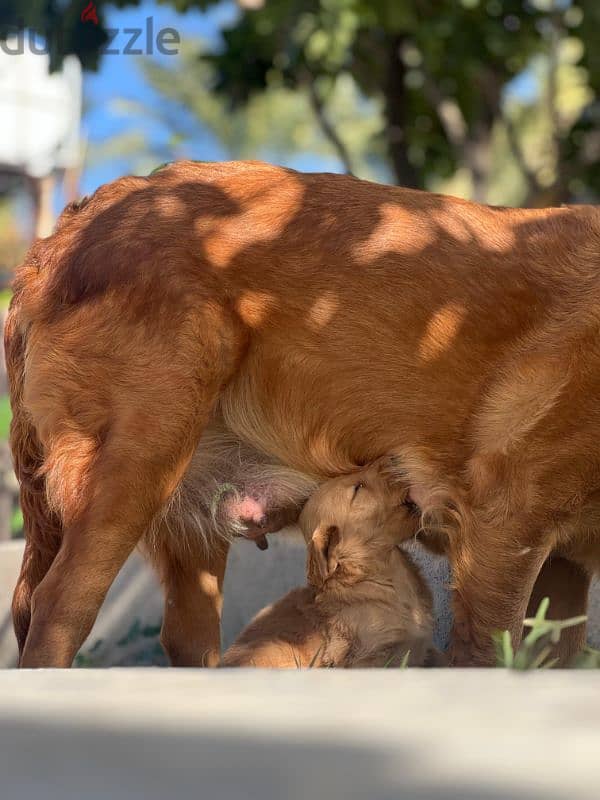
[10,507,22,537]
[0,289,11,310]
[0,391,20,536]
[494,597,593,669]
[0,394,11,440]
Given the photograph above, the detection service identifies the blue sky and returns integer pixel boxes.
[79,0,342,204]
[80,0,239,196]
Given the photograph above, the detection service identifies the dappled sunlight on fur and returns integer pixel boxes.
[6,160,600,666]
[418,301,466,363]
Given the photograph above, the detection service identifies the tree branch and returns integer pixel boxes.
[306,77,355,176]
[422,77,467,150]
[547,16,562,168]
[503,112,542,200]
[422,69,491,201]
[545,13,571,204]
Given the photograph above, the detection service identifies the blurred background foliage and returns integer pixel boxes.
[2,0,600,208]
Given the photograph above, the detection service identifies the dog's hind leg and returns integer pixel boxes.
[12,539,60,658]
[153,538,229,667]
[145,421,316,666]
[19,308,245,668]
[6,308,63,658]
[20,399,217,668]
[526,556,590,666]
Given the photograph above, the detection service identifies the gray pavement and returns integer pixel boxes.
[0,668,598,800]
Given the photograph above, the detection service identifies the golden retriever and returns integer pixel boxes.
[6,160,598,667]
[222,461,439,668]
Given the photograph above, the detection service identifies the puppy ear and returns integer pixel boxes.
[372,454,400,477]
[372,454,408,493]
[307,525,340,586]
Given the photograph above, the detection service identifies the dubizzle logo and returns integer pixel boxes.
[1,8,180,56]
[81,2,99,25]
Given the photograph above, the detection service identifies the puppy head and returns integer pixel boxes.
[299,458,420,588]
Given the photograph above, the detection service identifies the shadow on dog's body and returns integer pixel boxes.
[7,160,600,667]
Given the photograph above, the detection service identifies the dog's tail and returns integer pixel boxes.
[4,289,62,656]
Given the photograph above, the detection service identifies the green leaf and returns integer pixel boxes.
[308,643,324,668]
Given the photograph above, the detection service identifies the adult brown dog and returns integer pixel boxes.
[222,461,437,669]
[6,160,599,668]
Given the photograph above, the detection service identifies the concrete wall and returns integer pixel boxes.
[0,534,598,667]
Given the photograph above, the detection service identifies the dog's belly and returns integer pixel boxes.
[216,328,474,545]
[220,343,417,477]
[150,415,318,554]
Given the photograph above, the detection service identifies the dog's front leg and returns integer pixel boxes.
[449,513,551,667]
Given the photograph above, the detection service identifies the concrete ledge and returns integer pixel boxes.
[0,669,599,799]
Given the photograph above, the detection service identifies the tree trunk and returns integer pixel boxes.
[384,35,421,188]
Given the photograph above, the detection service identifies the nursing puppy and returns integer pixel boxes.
[222,461,439,668]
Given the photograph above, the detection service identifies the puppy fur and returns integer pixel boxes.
[222,461,439,668]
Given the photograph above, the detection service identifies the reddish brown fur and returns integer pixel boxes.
[4,312,62,653]
[222,463,437,668]
[7,160,600,667]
